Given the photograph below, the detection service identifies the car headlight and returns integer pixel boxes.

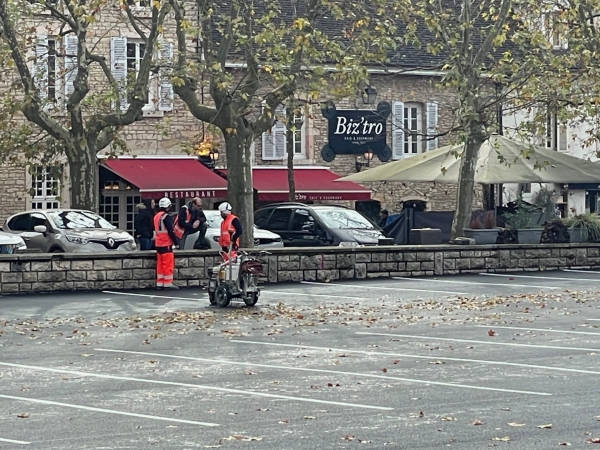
[275,237,283,242]
[66,235,89,244]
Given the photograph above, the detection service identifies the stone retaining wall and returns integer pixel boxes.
[1,244,599,295]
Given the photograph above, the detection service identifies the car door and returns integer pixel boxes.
[6,214,35,249]
[287,209,322,247]
[264,208,293,245]
[28,212,53,252]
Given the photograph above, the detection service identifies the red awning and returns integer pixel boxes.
[102,157,228,200]
[220,167,371,201]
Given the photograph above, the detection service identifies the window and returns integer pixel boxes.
[261,106,306,160]
[292,113,305,157]
[31,166,60,209]
[34,36,59,105]
[542,12,568,50]
[127,0,149,7]
[268,209,292,230]
[126,195,141,233]
[404,103,422,156]
[392,101,438,160]
[127,41,152,109]
[544,110,568,151]
[254,209,272,229]
[100,195,120,227]
[290,209,314,232]
[8,214,31,231]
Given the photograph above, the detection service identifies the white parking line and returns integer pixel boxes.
[356,331,600,352]
[479,273,583,282]
[562,269,600,275]
[0,394,218,426]
[231,340,600,376]
[102,290,203,302]
[263,290,368,301]
[474,325,600,336]
[94,348,551,396]
[0,437,30,445]
[300,281,467,295]
[0,362,391,411]
[587,319,600,322]
[393,276,560,290]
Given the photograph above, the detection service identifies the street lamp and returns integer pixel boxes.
[355,151,374,173]
[198,149,219,170]
[362,85,378,105]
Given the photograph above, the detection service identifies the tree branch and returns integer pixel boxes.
[474,0,512,66]
[122,2,148,41]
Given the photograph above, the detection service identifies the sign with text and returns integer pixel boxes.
[143,189,227,200]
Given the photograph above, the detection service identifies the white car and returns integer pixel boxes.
[183,210,283,250]
[0,231,27,254]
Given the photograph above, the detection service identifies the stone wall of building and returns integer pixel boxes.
[0,164,28,220]
[0,243,598,294]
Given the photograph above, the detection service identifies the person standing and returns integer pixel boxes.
[378,209,389,228]
[217,202,242,260]
[154,197,179,289]
[134,198,154,251]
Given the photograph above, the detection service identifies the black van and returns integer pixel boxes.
[254,203,384,247]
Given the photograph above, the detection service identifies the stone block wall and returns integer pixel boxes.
[1,243,599,295]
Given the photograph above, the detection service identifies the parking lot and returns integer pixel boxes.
[1,269,600,449]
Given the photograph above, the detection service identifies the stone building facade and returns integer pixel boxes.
[0,2,478,228]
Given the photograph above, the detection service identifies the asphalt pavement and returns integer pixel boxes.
[1,269,600,449]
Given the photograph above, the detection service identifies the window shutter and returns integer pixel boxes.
[426,102,439,150]
[261,105,286,160]
[392,101,404,160]
[157,42,173,112]
[558,123,568,152]
[64,35,78,100]
[110,37,128,111]
[34,35,48,102]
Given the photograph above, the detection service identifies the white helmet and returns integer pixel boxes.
[218,202,232,215]
[158,197,171,208]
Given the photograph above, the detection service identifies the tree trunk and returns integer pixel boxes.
[451,122,487,239]
[224,132,255,248]
[286,125,296,202]
[67,147,99,211]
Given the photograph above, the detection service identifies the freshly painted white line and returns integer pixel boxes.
[231,340,600,376]
[263,290,368,301]
[300,280,467,295]
[356,331,600,352]
[562,269,600,275]
[393,276,560,290]
[0,394,218,426]
[0,437,30,445]
[474,325,600,336]
[94,348,551,396]
[587,319,600,322]
[102,290,202,302]
[479,273,582,282]
[0,362,391,411]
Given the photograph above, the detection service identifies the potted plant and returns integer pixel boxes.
[501,199,544,244]
[463,211,499,244]
[562,212,600,243]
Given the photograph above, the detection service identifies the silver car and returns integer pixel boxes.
[183,210,283,250]
[3,209,137,253]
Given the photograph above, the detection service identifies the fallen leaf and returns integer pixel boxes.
[488,329,496,336]
[244,370,257,375]
[304,416,316,419]
[343,435,355,441]
[429,360,445,365]
[419,411,424,417]
[256,408,270,412]
[492,436,511,442]
[507,422,526,427]
[393,360,400,364]
[222,435,262,441]
[278,419,289,424]
[537,424,552,429]
[358,439,372,444]
[441,416,456,421]
[472,419,485,425]
[586,437,600,443]
[17,413,29,419]
[382,368,388,373]
[558,443,571,446]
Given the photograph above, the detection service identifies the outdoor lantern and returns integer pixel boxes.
[209,149,219,164]
[362,85,377,105]
[355,151,374,173]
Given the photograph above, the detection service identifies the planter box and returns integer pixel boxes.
[517,228,543,244]
[463,228,500,245]
[569,228,586,243]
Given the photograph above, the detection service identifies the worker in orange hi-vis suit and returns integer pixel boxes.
[153,197,180,289]
[217,202,242,261]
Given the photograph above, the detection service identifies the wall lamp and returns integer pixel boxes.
[198,149,220,170]
[355,151,374,173]
[362,85,378,105]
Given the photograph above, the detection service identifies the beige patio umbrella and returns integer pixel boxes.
[338,134,600,184]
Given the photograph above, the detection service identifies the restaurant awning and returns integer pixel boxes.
[220,166,371,201]
[102,156,228,199]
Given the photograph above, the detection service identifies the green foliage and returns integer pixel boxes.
[562,213,600,242]
[502,199,543,229]
[531,187,558,222]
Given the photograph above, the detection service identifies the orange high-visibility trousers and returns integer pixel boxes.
[156,252,175,287]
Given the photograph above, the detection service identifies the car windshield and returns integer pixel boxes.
[48,211,116,230]
[205,211,259,230]
[313,208,375,230]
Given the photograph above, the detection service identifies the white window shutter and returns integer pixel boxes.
[558,123,568,152]
[261,105,286,160]
[392,101,404,160]
[426,102,439,150]
[64,35,78,100]
[34,35,48,102]
[274,105,287,159]
[157,42,173,112]
[110,37,128,111]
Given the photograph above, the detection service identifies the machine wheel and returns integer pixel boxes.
[214,284,231,308]
[243,292,259,307]
[208,291,216,305]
